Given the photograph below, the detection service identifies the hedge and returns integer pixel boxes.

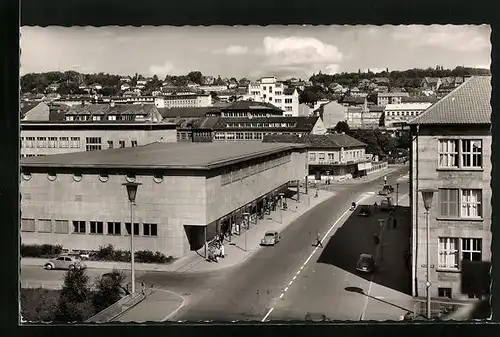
[21,244,63,258]
[95,244,175,264]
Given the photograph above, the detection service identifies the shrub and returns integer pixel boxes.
[135,250,175,264]
[56,268,94,322]
[20,288,60,322]
[92,269,127,313]
[21,244,63,258]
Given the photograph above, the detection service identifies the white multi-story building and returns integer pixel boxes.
[384,103,433,129]
[247,76,300,117]
[154,93,212,108]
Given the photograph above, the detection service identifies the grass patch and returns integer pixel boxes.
[20,288,61,322]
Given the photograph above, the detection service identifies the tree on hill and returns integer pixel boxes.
[187,71,203,85]
[333,121,350,133]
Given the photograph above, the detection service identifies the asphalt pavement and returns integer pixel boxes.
[266,180,413,322]
[175,167,409,321]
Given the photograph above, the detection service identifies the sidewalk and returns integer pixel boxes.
[173,189,335,273]
[317,166,401,190]
[21,189,335,274]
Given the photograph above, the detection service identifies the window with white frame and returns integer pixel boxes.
[438,188,460,218]
[461,189,482,218]
[70,137,81,148]
[309,153,316,161]
[48,137,57,148]
[462,238,482,262]
[25,137,35,148]
[438,139,483,169]
[37,137,47,148]
[54,220,69,234]
[59,137,69,148]
[73,220,86,234]
[125,223,140,235]
[86,137,102,151]
[461,140,483,168]
[438,139,459,167]
[244,132,253,140]
[90,221,104,234]
[438,237,459,269]
[143,223,158,237]
[319,153,325,160]
[38,219,52,233]
[21,218,35,232]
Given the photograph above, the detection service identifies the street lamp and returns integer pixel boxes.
[279,193,285,224]
[419,188,437,320]
[123,182,142,294]
[242,212,250,252]
[396,183,400,206]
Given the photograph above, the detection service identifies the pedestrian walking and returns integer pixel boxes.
[384,175,387,185]
[220,242,225,258]
[316,232,324,248]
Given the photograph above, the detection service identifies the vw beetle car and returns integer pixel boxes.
[260,231,281,246]
[44,255,87,270]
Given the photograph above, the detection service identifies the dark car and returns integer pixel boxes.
[358,205,372,217]
[380,197,395,211]
[356,253,376,273]
[379,184,394,196]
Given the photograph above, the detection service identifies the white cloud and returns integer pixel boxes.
[213,45,249,55]
[149,61,175,77]
[391,25,491,52]
[259,36,344,77]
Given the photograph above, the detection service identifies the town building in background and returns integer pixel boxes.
[20,142,308,258]
[246,76,300,117]
[313,100,347,129]
[384,102,433,129]
[20,103,176,157]
[408,76,491,301]
[377,92,410,106]
[263,133,387,182]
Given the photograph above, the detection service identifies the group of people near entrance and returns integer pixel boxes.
[208,238,226,263]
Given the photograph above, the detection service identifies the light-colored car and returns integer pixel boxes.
[356,253,376,273]
[44,255,87,270]
[380,197,394,211]
[260,231,281,246]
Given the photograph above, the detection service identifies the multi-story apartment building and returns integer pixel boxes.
[154,93,212,108]
[408,76,491,302]
[20,103,177,157]
[377,92,410,106]
[247,76,300,117]
[384,102,433,129]
[346,104,383,130]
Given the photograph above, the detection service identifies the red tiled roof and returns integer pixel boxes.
[408,76,491,125]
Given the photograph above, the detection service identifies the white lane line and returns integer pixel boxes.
[288,281,293,286]
[261,307,274,322]
[292,276,297,281]
[261,193,372,322]
[158,289,187,322]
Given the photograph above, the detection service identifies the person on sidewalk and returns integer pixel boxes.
[384,176,387,185]
[316,232,324,248]
[220,242,225,258]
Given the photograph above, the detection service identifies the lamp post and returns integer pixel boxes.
[123,182,142,294]
[242,212,250,252]
[419,188,437,320]
[279,193,285,224]
[396,183,400,206]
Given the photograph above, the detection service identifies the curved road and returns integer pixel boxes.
[173,167,409,321]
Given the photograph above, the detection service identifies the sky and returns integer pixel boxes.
[20,25,491,80]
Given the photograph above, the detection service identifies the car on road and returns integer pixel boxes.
[380,197,395,211]
[260,231,281,246]
[356,253,376,273]
[44,255,87,271]
[378,184,394,196]
[358,205,372,217]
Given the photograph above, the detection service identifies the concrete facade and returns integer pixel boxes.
[319,101,348,129]
[20,123,178,157]
[384,103,432,129]
[154,94,212,108]
[21,146,308,258]
[247,77,300,117]
[410,125,491,300]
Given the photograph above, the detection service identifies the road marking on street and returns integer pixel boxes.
[262,307,274,322]
[292,276,297,281]
[158,288,187,322]
[261,193,372,322]
[288,281,293,286]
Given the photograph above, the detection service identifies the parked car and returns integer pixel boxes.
[44,255,87,270]
[260,231,281,246]
[358,205,372,217]
[78,251,91,260]
[356,253,376,273]
[380,197,395,211]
